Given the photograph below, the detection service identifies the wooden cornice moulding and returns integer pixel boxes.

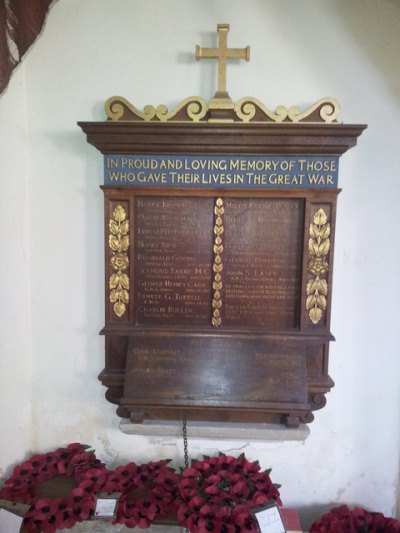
[79,94,366,157]
[79,119,366,157]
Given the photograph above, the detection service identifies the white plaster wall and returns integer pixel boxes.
[1,0,399,527]
[0,65,34,472]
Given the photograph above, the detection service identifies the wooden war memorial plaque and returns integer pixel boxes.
[79,25,365,427]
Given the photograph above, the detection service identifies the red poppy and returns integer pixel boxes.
[153,466,179,488]
[188,496,204,512]
[30,498,58,521]
[53,500,78,530]
[231,480,250,501]
[71,497,95,522]
[12,461,35,480]
[204,483,221,496]
[80,467,107,491]
[234,509,258,532]
[69,450,101,478]
[104,462,138,492]
[182,466,200,478]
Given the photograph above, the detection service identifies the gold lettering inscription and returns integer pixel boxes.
[135,197,213,325]
[223,198,303,328]
[131,367,177,376]
[126,338,306,403]
[108,170,168,184]
[106,156,337,187]
[254,352,304,386]
[108,156,336,174]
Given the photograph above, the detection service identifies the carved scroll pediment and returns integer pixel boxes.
[105,95,340,124]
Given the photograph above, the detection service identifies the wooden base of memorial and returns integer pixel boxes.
[80,96,365,428]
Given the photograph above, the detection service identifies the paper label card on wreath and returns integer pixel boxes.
[253,503,286,533]
[0,508,24,532]
[93,492,121,520]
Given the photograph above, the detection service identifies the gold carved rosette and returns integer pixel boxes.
[306,208,330,325]
[212,198,224,327]
[108,204,130,318]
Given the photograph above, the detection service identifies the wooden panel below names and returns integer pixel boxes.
[123,335,307,406]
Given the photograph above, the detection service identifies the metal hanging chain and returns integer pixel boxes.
[182,416,190,469]
[182,416,190,533]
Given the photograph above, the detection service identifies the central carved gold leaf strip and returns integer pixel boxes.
[212,198,224,327]
[109,205,130,318]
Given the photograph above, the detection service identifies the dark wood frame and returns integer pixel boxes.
[79,119,365,427]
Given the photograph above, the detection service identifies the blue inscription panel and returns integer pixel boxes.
[104,154,339,189]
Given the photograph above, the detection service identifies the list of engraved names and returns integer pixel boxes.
[125,336,306,403]
[223,198,304,329]
[135,197,213,324]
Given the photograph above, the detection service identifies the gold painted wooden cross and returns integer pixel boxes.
[196,24,250,98]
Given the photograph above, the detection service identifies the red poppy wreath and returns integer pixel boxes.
[177,453,281,533]
[103,459,179,528]
[309,505,400,533]
[0,443,107,533]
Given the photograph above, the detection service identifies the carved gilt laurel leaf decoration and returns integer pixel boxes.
[109,205,130,317]
[306,208,330,325]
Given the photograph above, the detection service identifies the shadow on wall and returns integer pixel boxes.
[237,0,400,111]
[332,0,400,102]
[298,502,384,530]
[298,504,333,530]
